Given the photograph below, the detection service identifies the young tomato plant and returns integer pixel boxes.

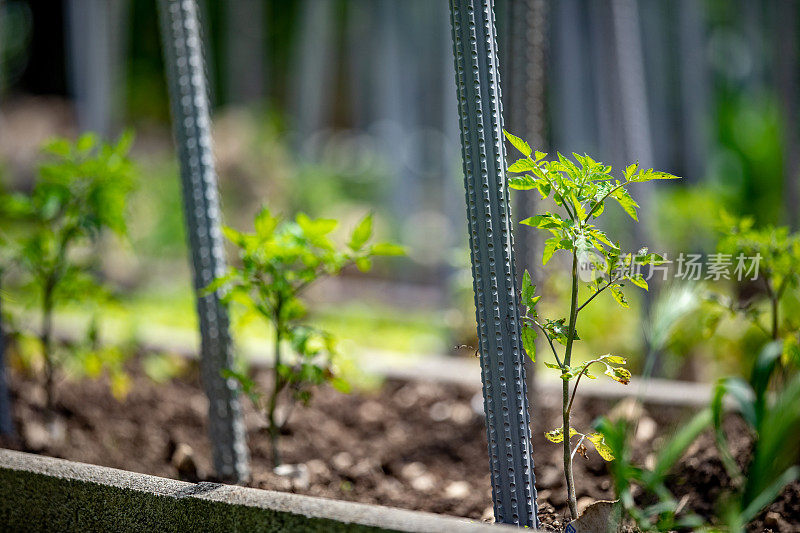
[13,133,135,412]
[712,214,800,357]
[504,130,679,519]
[211,208,403,467]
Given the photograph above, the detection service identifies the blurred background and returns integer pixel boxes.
[0,0,797,384]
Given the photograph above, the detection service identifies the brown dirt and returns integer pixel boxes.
[1,363,797,531]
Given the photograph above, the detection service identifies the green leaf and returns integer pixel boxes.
[222,226,246,246]
[330,376,351,394]
[355,256,372,272]
[542,237,559,265]
[652,409,712,482]
[348,212,374,251]
[503,130,532,157]
[297,212,338,237]
[611,187,639,221]
[76,132,98,153]
[544,361,562,370]
[521,325,537,362]
[254,208,278,237]
[370,242,405,256]
[535,179,552,199]
[521,212,562,229]
[508,174,538,190]
[521,270,535,307]
[508,158,540,173]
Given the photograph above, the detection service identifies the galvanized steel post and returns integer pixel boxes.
[157,0,249,483]
[448,0,538,526]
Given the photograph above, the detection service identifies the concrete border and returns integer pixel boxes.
[0,449,519,532]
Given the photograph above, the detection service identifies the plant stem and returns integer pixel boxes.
[762,276,779,340]
[268,300,284,467]
[562,251,580,520]
[41,279,55,414]
[771,295,779,340]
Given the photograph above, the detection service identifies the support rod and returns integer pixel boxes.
[448,0,537,526]
[157,0,249,483]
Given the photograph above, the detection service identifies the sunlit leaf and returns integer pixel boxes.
[503,130,532,157]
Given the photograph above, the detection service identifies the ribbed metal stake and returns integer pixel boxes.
[157,0,249,483]
[448,0,537,526]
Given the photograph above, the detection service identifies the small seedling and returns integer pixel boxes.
[210,208,403,466]
[11,133,135,412]
[504,130,679,519]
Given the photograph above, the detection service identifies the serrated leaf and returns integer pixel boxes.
[521,325,537,362]
[503,130,532,157]
[634,252,664,265]
[543,237,559,265]
[535,180,551,199]
[222,226,246,246]
[521,212,562,229]
[508,158,539,173]
[611,187,639,221]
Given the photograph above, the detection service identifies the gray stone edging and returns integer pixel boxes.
[0,449,523,532]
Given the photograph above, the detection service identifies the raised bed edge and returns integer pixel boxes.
[0,449,524,533]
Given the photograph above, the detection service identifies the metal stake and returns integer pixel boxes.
[448,0,537,526]
[157,0,249,483]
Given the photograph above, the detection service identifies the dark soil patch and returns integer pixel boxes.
[1,364,797,531]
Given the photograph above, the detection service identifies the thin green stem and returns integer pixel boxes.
[562,250,581,520]
[584,182,626,223]
[532,320,563,368]
[576,275,622,314]
[41,277,55,414]
[762,276,779,340]
[268,299,286,467]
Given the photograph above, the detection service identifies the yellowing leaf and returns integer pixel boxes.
[110,372,131,400]
[627,273,648,291]
[600,355,626,365]
[604,365,631,385]
[587,432,615,461]
[611,285,629,308]
[544,427,578,443]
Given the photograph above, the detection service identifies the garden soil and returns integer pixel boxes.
[2,364,798,532]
